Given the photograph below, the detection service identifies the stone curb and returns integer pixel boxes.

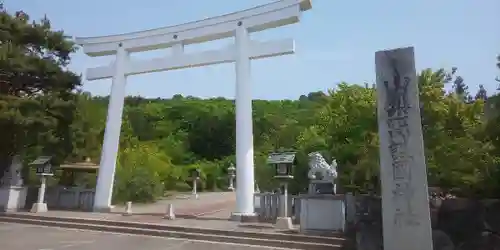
[0,216,342,250]
[2,212,346,244]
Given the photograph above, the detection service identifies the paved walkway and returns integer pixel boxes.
[111,192,236,216]
[14,191,292,234]
[0,222,286,250]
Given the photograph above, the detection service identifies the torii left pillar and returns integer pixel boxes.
[93,43,128,212]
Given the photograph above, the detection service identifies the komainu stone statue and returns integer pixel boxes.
[307,152,338,194]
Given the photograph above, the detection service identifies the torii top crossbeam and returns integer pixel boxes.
[76,0,311,56]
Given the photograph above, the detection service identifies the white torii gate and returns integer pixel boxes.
[75,0,311,218]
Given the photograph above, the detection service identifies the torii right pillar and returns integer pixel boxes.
[375,47,433,250]
[231,21,256,220]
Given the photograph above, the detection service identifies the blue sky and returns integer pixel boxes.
[9,0,500,100]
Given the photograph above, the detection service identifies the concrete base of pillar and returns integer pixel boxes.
[230,212,258,222]
[275,217,293,230]
[0,186,28,212]
[93,205,115,213]
[30,203,48,213]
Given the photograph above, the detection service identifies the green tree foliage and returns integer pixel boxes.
[113,142,172,203]
[0,9,81,179]
[292,69,500,196]
[70,67,497,201]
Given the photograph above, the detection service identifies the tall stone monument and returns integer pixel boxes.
[375,47,433,250]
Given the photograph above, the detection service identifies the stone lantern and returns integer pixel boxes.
[29,156,55,213]
[189,168,201,199]
[227,163,236,191]
[267,151,296,229]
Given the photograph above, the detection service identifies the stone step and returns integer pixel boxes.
[0,212,347,246]
[0,216,345,250]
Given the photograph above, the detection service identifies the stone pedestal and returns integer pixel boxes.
[0,186,27,212]
[275,216,293,230]
[309,181,336,195]
[299,194,345,233]
[93,206,115,213]
[30,202,48,213]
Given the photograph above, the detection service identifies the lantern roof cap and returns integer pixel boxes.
[29,156,52,166]
[267,151,296,164]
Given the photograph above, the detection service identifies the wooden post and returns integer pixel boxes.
[375,47,433,250]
